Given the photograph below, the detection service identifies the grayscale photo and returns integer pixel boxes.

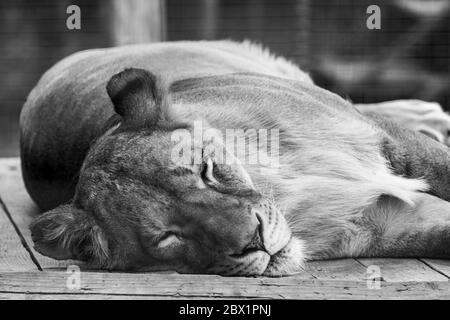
[0,0,449,304]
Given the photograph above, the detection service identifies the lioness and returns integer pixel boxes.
[21,41,450,276]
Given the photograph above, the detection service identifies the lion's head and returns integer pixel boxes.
[30,68,304,276]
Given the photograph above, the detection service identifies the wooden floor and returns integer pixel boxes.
[1,158,450,300]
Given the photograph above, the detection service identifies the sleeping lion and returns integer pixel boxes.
[21,41,450,276]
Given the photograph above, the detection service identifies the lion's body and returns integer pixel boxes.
[20,41,450,274]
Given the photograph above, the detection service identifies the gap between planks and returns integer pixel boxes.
[0,201,40,272]
[0,195,42,271]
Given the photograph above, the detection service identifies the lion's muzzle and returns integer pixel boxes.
[208,200,292,276]
[252,202,292,256]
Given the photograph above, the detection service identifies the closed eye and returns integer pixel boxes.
[157,232,181,248]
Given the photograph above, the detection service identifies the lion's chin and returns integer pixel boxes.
[262,237,306,277]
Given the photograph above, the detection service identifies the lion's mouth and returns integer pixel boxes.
[225,240,302,277]
[227,244,283,262]
[209,235,305,277]
[229,247,262,259]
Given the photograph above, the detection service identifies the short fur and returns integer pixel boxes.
[21,41,450,276]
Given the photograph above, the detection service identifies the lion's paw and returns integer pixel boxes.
[363,100,450,145]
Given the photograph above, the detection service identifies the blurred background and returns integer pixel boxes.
[0,0,448,156]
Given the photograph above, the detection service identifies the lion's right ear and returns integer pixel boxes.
[30,204,109,266]
[106,68,168,127]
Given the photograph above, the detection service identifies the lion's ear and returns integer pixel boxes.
[30,204,109,265]
[106,68,167,126]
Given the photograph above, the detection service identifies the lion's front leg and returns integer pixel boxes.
[300,194,450,260]
[355,100,450,146]
[361,194,450,259]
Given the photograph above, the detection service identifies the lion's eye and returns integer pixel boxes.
[201,158,219,185]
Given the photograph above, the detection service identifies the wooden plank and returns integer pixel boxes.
[0,292,212,300]
[0,205,39,271]
[0,160,39,271]
[305,259,367,281]
[0,158,79,269]
[357,258,448,282]
[1,271,450,299]
[279,267,314,280]
[422,259,450,279]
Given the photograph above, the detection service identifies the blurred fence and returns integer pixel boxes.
[0,0,448,156]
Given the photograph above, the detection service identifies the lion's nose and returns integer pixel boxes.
[243,226,265,252]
